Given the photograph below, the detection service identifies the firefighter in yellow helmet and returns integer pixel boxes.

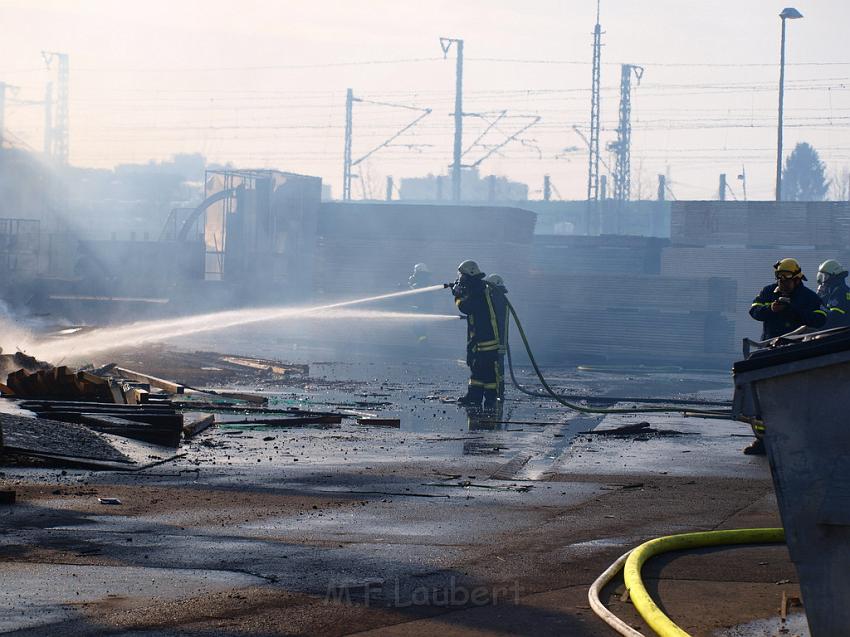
[749,258,827,340]
[745,258,827,455]
[450,260,501,410]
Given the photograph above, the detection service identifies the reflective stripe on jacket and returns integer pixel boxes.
[455,276,500,353]
[819,280,850,328]
[749,282,827,340]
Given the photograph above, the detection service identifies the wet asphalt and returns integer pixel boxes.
[0,355,801,636]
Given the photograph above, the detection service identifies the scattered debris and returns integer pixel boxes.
[580,421,693,437]
[423,481,533,492]
[219,356,308,378]
[218,414,342,428]
[585,422,652,435]
[98,497,122,505]
[356,417,400,428]
[182,414,215,439]
[489,454,532,480]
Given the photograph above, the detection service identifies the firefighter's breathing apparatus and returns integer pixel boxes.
[444,278,732,418]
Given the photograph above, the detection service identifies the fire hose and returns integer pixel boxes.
[588,528,785,637]
[502,295,732,417]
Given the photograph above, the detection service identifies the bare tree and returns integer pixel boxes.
[830,166,850,201]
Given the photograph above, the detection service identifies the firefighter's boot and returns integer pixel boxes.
[457,386,484,408]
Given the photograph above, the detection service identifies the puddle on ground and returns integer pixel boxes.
[713,612,809,637]
[138,332,736,476]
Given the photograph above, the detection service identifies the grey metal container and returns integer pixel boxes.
[734,330,850,636]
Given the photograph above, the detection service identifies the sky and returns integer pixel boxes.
[1,0,849,201]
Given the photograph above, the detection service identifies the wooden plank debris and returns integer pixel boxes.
[356,417,401,428]
[219,356,308,377]
[218,415,342,428]
[182,414,215,439]
[489,454,532,480]
[79,414,182,447]
[112,366,185,394]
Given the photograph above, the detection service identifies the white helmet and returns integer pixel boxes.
[413,263,430,274]
[817,259,847,285]
[457,260,482,277]
[485,273,505,288]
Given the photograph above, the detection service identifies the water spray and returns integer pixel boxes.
[18,285,452,362]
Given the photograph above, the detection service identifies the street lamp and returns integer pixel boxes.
[776,7,803,201]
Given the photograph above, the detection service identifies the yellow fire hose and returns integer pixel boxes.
[589,527,786,637]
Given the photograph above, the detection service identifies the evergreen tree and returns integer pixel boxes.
[781,142,829,201]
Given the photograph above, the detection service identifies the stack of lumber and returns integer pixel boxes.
[314,202,536,297]
[510,272,737,366]
[745,202,810,247]
[6,366,119,402]
[531,235,669,275]
[18,399,183,448]
[513,273,736,314]
[672,201,850,247]
[516,309,735,366]
[318,202,536,244]
[314,237,531,297]
[671,201,749,246]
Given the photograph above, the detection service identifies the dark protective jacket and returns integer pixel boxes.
[454,275,500,356]
[749,282,827,340]
[818,279,850,328]
[487,284,509,355]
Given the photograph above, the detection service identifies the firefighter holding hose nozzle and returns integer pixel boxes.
[449,260,501,410]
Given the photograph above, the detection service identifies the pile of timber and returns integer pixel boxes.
[6,366,118,402]
[530,235,669,275]
[506,270,737,366]
[515,307,735,366]
[18,399,183,448]
[314,203,536,298]
[671,201,850,248]
[4,362,182,406]
[314,236,532,298]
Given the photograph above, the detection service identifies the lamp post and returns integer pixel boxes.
[776,7,803,202]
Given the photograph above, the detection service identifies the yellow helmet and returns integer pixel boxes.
[773,257,806,280]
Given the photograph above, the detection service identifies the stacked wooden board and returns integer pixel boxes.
[531,235,669,275]
[6,366,118,402]
[18,400,184,448]
[510,272,737,366]
[672,201,850,247]
[314,203,536,297]
[671,201,749,246]
[314,236,532,297]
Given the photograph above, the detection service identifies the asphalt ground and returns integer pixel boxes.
[0,351,808,636]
